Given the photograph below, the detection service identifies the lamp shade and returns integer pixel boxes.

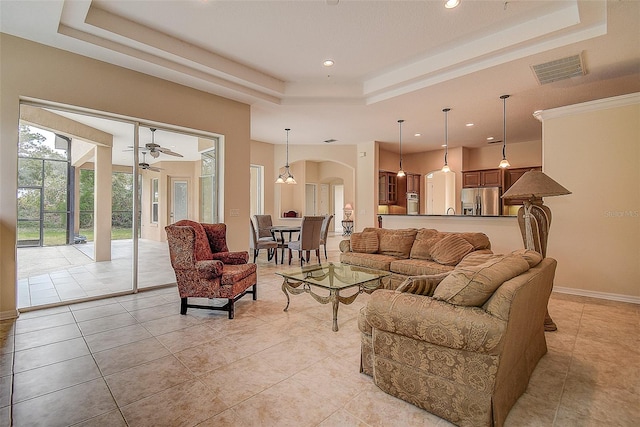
[502,170,571,199]
[344,203,353,210]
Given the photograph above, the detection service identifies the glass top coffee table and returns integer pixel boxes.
[276,262,390,331]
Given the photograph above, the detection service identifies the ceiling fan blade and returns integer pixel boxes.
[156,147,183,157]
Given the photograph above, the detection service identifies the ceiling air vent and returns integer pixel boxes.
[531,53,585,85]
[324,139,337,144]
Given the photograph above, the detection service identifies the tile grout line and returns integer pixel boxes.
[550,302,585,427]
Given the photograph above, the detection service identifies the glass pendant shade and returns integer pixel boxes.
[442,108,451,172]
[499,94,510,169]
[397,119,405,177]
[276,128,296,184]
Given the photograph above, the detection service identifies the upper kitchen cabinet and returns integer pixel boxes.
[406,173,421,193]
[378,171,397,204]
[462,169,503,188]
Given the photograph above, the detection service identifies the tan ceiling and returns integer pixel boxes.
[1,0,638,153]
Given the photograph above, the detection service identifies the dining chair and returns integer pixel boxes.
[288,215,324,266]
[249,219,278,263]
[319,214,334,260]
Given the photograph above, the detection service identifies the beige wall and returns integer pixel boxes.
[250,140,275,218]
[464,140,542,170]
[541,93,640,301]
[0,34,251,319]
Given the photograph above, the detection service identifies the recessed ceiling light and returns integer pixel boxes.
[323,59,334,67]
[465,123,474,127]
[444,0,460,9]
[487,136,495,141]
[414,133,421,137]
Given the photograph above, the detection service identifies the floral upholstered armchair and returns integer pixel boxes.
[166,221,257,319]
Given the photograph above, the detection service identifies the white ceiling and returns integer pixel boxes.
[2,0,639,154]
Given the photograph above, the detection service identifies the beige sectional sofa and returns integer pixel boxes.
[359,249,557,427]
[339,227,492,289]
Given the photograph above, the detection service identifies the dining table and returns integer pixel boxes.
[269,225,301,264]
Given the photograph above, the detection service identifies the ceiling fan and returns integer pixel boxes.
[139,152,163,172]
[125,128,184,158]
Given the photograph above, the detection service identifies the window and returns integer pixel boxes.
[200,148,217,223]
[151,178,159,223]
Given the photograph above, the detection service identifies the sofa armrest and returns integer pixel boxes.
[195,260,224,279]
[212,251,249,265]
[365,289,505,353]
[339,239,351,253]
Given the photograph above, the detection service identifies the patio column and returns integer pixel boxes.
[94,144,112,262]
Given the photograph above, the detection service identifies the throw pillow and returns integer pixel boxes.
[396,273,449,296]
[430,234,475,266]
[350,231,379,254]
[456,250,500,268]
[512,249,543,267]
[378,229,418,258]
[409,229,442,260]
[433,255,530,306]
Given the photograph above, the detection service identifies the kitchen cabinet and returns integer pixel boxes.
[378,171,397,204]
[462,169,502,188]
[406,173,421,193]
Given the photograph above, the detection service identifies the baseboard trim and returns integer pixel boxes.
[553,286,640,305]
[0,309,19,320]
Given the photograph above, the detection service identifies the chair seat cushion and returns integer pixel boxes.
[221,263,257,286]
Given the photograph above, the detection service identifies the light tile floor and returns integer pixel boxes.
[2,235,639,426]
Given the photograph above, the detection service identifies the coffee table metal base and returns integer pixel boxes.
[281,278,379,331]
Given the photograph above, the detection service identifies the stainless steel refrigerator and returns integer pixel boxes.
[461,187,501,216]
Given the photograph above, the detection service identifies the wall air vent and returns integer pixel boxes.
[531,53,585,85]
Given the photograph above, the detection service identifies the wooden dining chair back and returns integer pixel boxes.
[287,215,324,266]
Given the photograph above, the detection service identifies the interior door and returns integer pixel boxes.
[171,179,189,223]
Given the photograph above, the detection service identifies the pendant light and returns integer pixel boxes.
[441,108,451,173]
[275,128,296,184]
[498,94,511,169]
[397,119,406,177]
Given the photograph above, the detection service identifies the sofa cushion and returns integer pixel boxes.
[458,232,491,251]
[511,249,543,268]
[457,250,501,268]
[395,273,450,296]
[409,229,443,260]
[389,259,454,277]
[340,252,399,271]
[430,234,475,266]
[433,255,530,307]
[350,231,379,254]
[378,228,418,258]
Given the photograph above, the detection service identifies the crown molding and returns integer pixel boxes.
[534,92,640,122]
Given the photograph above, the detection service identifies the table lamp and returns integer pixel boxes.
[502,170,571,331]
[344,203,353,220]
